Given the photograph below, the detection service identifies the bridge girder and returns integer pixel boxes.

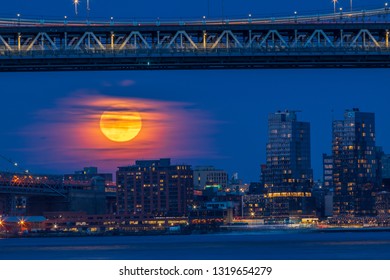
[1,22,390,70]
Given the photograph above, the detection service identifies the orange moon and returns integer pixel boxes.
[100,110,142,142]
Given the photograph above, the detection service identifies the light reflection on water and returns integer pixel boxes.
[1,231,390,260]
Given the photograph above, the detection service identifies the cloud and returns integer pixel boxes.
[119,79,135,87]
[20,90,216,173]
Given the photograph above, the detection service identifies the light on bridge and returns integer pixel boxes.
[73,0,80,15]
[332,0,338,14]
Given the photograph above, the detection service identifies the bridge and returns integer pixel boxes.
[0,171,117,216]
[2,7,390,71]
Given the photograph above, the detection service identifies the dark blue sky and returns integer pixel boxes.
[2,1,388,20]
[1,1,390,182]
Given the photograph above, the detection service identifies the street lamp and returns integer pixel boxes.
[332,0,338,14]
[73,0,80,16]
[19,219,26,231]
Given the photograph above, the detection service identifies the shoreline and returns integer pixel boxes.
[2,225,390,239]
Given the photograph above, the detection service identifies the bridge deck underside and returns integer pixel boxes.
[1,52,390,71]
[1,23,390,70]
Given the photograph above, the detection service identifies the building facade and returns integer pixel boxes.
[323,154,334,189]
[116,159,193,217]
[263,110,313,188]
[381,154,390,179]
[332,108,381,216]
[193,166,228,190]
[262,110,314,217]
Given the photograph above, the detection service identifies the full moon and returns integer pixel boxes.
[100,110,142,142]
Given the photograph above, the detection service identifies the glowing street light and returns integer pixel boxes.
[332,0,338,14]
[18,219,26,230]
[73,0,80,15]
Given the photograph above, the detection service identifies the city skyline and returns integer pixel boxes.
[1,105,389,184]
[2,2,390,265]
[2,1,390,182]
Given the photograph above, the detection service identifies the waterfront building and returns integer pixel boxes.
[193,166,228,190]
[375,191,390,215]
[323,154,334,189]
[247,182,264,195]
[381,154,390,179]
[243,194,266,218]
[263,110,313,188]
[262,110,314,217]
[64,167,114,188]
[311,182,334,218]
[332,108,382,216]
[116,158,193,217]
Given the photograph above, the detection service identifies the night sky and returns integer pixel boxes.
[1,0,390,182]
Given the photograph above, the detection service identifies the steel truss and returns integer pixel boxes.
[0,172,67,196]
[1,9,390,70]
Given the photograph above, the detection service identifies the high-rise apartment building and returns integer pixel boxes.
[332,108,381,216]
[262,110,314,217]
[116,158,193,217]
[263,110,313,188]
